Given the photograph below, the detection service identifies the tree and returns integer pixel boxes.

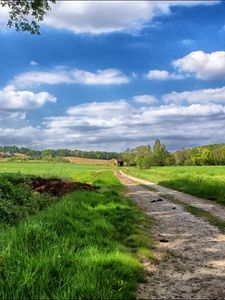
[0,0,56,34]
[213,146,225,165]
[174,149,188,165]
[200,149,214,165]
[121,148,136,166]
[41,149,53,161]
[153,139,170,166]
[134,145,152,169]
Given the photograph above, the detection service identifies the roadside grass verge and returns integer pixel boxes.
[0,170,154,299]
[161,194,225,233]
[123,166,225,205]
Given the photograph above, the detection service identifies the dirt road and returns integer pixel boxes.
[115,171,225,300]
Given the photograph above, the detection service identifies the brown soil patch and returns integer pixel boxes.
[31,177,93,196]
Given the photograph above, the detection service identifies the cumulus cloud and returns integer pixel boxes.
[0,96,225,150]
[43,1,219,35]
[72,69,129,85]
[145,69,183,80]
[37,99,225,151]
[13,68,129,87]
[0,1,219,34]
[146,70,170,80]
[147,50,225,81]
[163,86,225,104]
[0,126,40,147]
[0,85,56,110]
[133,95,158,105]
[173,50,225,80]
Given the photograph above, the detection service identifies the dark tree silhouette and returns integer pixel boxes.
[0,0,56,34]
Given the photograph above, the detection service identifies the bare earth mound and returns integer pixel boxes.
[31,177,93,196]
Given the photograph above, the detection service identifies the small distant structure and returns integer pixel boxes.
[113,159,124,166]
[0,151,12,158]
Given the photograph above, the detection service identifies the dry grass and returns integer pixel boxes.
[64,156,116,165]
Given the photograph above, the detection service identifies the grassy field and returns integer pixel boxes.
[0,161,113,183]
[123,166,225,204]
[0,161,154,299]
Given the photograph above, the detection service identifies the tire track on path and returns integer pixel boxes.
[115,171,225,299]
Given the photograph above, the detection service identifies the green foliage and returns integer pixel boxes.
[121,149,136,166]
[174,144,225,166]
[124,166,225,205]
[135,145,152,169]
[0,174,51,226]
[174,149,188,165]
[0,164,154,299]
[0,0,56,34]
[122,139,173,168]
[153,139,170,166]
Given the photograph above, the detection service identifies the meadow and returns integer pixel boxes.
[124,166,225,204]
[0,161,154,299]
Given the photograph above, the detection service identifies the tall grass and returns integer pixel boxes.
[124,166,225,204]
[0,168,154,299]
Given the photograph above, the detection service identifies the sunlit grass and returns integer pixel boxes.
[124,166,225,204]
[0,162,154,299]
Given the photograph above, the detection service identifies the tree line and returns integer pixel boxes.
[174,144,225,166]
[1,142,225,166]
[122,141,225,168]
[121,139,175,168]
[0,146,120,161]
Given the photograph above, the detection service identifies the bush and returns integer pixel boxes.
[0,174,52,226]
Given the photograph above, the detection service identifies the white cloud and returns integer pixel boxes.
[0,6,9,28]
[0,96,224,150]
[180,39,194,45]
[30,60,38,66]
[13,68,129,87]
[0,85,56,110]
[43,1,219,35]
[0,126,40,147]
[146,70,170,80]
[148,50,225,81]
[72,69,129,85]
[145,69,183,80]
[173,50,225,80]
[163,86,225,104]
[133,95,158,105]
[38,99,225,151]
[0,1,219,34]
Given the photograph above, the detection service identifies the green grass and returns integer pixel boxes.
[0,162,154,299]
[123,166,225,204]
[0,161,113,183]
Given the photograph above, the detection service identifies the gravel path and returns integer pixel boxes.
[115,171,225,300]
[120,171,225,222]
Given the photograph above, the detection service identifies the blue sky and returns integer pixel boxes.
[0,1,225,151]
